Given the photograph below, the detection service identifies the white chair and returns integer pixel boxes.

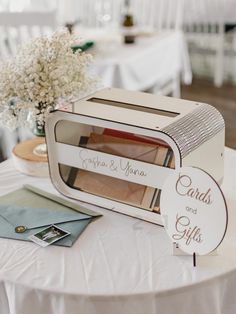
[0,11,57,60]
[183,0,226,87]
[0,11,57,160]
[0,126,34,161]
[0,128,18,161]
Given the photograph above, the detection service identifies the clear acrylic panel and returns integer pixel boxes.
[56,120,175,213]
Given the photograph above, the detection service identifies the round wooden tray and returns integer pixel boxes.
[12,137,49,177]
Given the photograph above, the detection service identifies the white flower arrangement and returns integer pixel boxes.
[0,30,93,132]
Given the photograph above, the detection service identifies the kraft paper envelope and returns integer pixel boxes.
[0,185,101,247]
[86,133,159,162]
[73,133,160,206]
[75,171,145,205]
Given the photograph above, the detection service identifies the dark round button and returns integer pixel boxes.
[15,226,27,233]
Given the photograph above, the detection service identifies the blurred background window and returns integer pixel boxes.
[0,0,235,162]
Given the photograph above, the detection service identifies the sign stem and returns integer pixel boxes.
[193,252,196,267]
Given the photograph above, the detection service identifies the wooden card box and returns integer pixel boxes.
[45,88,225,225]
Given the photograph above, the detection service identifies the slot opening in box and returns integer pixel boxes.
[55,120,175,214]
[88,97,180,118]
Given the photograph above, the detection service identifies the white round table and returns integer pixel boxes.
[0,147,236,314]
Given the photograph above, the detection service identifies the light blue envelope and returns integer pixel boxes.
[0,185,102,247]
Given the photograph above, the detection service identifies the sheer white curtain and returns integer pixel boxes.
[0,0,57,12]
[56,0,123,28]
[130,0,184,30]
[1,0,236,27]
[55,0,186,30]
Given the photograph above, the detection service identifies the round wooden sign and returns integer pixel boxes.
[160,167,228,255]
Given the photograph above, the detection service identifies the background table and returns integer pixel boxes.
[87,30,192,96]
[0,147,236,314]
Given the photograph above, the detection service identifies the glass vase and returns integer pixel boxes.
[32,102,52,157]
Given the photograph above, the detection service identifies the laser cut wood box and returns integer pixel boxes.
[45,88,225,225]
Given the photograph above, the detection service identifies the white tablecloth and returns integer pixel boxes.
[88,30,192,90]
[0,147,236,314]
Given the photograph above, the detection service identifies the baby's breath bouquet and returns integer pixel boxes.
[0,30,93,135]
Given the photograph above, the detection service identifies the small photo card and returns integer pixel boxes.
[29,225,70,247]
